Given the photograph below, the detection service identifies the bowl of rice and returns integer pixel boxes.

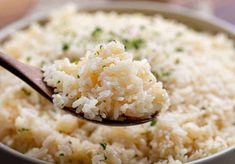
[0,1,235,164]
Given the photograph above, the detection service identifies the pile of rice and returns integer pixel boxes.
[0,5,235,164]
[43,41,169,121]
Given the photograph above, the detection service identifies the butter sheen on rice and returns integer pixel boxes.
[43,41,169,121]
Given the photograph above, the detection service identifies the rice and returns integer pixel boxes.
[42,41,169,121]
[0,4,235,164]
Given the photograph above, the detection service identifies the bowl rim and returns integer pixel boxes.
[0,1,235,164]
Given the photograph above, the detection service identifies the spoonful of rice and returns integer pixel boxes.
[0,41,169,126]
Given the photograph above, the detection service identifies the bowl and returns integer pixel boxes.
[0,1,235,163]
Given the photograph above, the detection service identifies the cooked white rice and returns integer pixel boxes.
[42,41,169,121]
[0,5,235,164]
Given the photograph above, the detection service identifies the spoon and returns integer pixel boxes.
[0,51,157,126]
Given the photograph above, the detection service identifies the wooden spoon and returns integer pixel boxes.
[0,51,157,126]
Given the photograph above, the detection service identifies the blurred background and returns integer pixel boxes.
[0,0,235,28]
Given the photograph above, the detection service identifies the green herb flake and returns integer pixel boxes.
[176,32,182,37]
[154,31,160,36]
[150,119,157,126]
[174,58,180,64]
[59,153,64,157]
[72,61,79,64]
[57,80,61,84]
[201,106,206,110]
[109,31,115,36]
[161,71,172,77]
[77,74,80,78]
[107,39,113,42]
[152,71,160,79]
[95,51,100,56]
[40,61,46,67]
[100,143,107,150]
[92,27,103,38]
[62,43,70,51]
[140,25,146,30]
[134,56,141,61]
[123,39,131,49]
[176,47,183,52]
[22,88,31,96]
[132,38,144,49]
[123,38,144,50]
[18,128,30,132]
[26,57,31,62]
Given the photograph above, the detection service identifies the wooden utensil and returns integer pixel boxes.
[0,51,156,126]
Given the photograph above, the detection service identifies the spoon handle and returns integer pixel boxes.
[0,51,52,101]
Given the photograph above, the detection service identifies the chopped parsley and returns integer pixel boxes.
[26,57,31,62]
[174,58,180,64]
[131,38,143,49]
[134,56,141,61]
[161,71,172,77]
[72,61,79,64]
[140,25,146,30]
[150,119,157,126]
[107,39,115,42]
[92,27,103,38]
[40,61,46,67]
[62,43,70,51]
[201,106,206,110]
[100,143,107,150]
[57,80,61,84]
[176,47,183,52]
[77,74,80,78]
[154,31,160,36]
[152,71,160,79]
[109,31,115,36]
[152,70,172,78]
[95,51,100,56]
[18,128,30,132]
[176,32,182,37]
[123,38,144,50]
[59,153,64,156]
[22,88,31,96]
